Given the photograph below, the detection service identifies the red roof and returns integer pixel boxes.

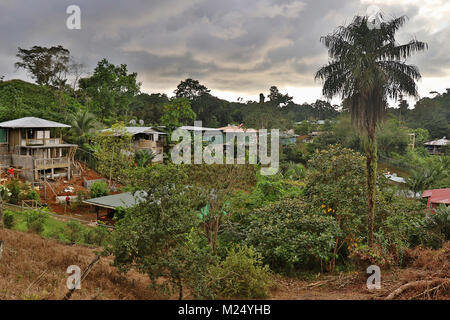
[422,188,450,205]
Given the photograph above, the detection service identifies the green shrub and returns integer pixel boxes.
[6,179,22,205]
[3,210,15,229]
[282,162,306,180]
[46,226,69,243]
[26,210,48,234]
[0,185,12,202]
[246,199,341,274]
[422,205,450,248]
[208,245,272,299]
[89,180,110,198]
[430,205,450,240]
[84,226,111,246]
[350,244,394,268]
[63,221,86,244]
[26,189,41,204]
[374,203,427,264]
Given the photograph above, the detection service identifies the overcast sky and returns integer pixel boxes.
[1,0,449,106]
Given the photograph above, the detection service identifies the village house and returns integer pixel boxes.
[280,130,299,146]
[424,137,449,155]
[422,188,450,210]
[0,117,77,181]
[102,126,166,163]
[218,124,258,146]
[83,191,147,222]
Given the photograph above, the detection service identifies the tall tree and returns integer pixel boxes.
[160,98,196,133]
[174,78,210,100]
[93,122,134,184]
[15,45,71,113]
[15,45,70,86]
[267,86,293,107]
[79,59,140,121]
[315,15,427,246]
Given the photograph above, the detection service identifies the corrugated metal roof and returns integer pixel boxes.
[101,126,166,136]
[422,188,450,205]
[179,126,221,131]
[218,125,258,133]
[0,117,71,128]
[424,137,449,146]
[385,173,406,184]
[83,191,147,209]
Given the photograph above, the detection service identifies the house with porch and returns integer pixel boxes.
[424,137,449,155]
[0,117,77,181]
[101,126,166,163]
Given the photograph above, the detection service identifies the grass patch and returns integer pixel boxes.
[3,208,111,247]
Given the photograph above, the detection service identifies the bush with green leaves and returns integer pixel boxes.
[281,162,306,180]
[4,179,41,205]
[108,164,212,300]
[229,173,302,215]
[6,179,22,204]
[0,185,12,201]
[207,245,272,299]
[26,189,41,204]
[422,205,450,248]
[374,201,427,264]
[302,145,385,270]
[46,225,68,242]
[134,149,155,167]
[89,180,110,199]
[63,221,86,244]
[246,199,341,274]
[3,210,15,229]
[26,209,48,234]
[84,225,111,246]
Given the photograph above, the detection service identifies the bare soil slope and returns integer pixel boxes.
[0,228,162,300]
[0,229,448,300]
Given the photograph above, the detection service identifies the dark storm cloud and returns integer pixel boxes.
[0,0,448,101]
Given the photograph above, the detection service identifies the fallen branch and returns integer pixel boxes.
[0,240,4,259]
[410,281,449,300]
[306,280,331,289]
[63,255,100,300]
[385,278,449,300]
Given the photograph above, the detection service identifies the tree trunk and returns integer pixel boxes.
[365,131,377,248]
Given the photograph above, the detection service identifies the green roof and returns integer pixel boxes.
[83,191,146,209]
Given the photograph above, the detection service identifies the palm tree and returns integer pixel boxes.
[134,149,156,167]
[405,167,437,197]
[69,109,97,146]
[315,15,427,247]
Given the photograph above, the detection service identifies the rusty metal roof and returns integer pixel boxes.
[422,188,450,205]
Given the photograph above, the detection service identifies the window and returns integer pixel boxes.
[0,128,7,143]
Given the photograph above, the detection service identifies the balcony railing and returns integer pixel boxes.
[22,138,62,146]
[136,139,159,148]
[34,157,70,170]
